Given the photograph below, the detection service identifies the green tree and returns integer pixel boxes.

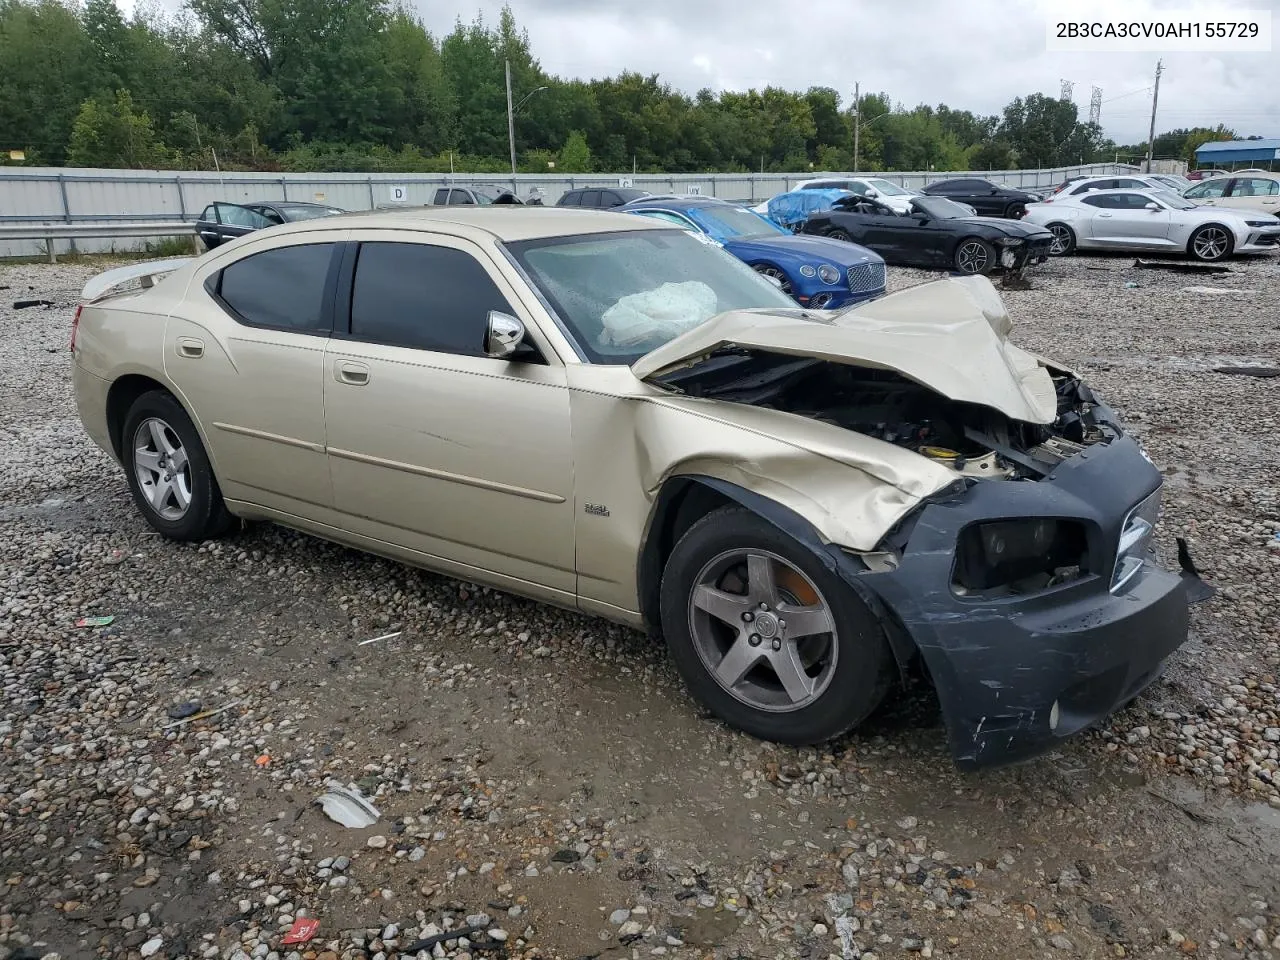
[68,89,173,167]
[558,130,591,172]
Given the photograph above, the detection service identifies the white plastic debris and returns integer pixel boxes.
[317,785,380,828]
[600,281,718,347]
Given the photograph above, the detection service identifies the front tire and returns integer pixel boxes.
[659,507,894,744]
[1188,224,1233,262]
[828,228,854,242]
[1046,223,1076,256]
[954,237,996,275]
[752,263,792,296]
[122,391,234,541]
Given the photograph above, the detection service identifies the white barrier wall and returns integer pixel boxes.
[0,163,1138,258]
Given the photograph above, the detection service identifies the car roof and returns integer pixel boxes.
[261,206,674,242]
[623,196,735,209]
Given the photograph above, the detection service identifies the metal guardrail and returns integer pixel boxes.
[0,221,199,263]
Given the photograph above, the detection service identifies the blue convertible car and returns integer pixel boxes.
[622,196,886,309]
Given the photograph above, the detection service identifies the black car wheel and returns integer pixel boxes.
[828,229,854,242]
[122,391,235,541]
[1188,224,1233,263]
[1004,202,1026,219]
[753,264,793,295]
[1046,223,1076,256]
[660,507,894,745]
[954,238,996,275]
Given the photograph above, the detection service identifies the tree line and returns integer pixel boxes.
[0,0,1247,174]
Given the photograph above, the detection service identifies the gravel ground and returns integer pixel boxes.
[1,251,1279,960]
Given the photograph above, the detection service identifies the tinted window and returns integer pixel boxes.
[1072,179,1115,194]
[218,204,273,228]
[1111,193,1156,209]
[581,190,602,207]
[600,192,623,207]
[349,243,514,355]
[252,206,285,225]
[1117,179,1148,188]
[1081,195,1119,208]
[434,189,449,205]
[450,190,475,205]
[557,190,581,207]
[927,180,966,194]
[217,244,336,332]
[200,205,218,222]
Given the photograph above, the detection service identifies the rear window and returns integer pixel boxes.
[214,244,337,333]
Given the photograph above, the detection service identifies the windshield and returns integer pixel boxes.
[280,203,343,221]
[505,229,797,364]
[1150,190,1196,210]
[472,187,504,205]
[685,205,785,241]
[865,178,910,196]
[911,196,973,219]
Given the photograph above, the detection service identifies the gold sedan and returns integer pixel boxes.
[71,207,1194,767]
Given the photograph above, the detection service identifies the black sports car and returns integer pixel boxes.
[919,177,1042,218]
[801,195,1053,276]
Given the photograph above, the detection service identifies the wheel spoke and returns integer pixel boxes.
[778,602,833,639]
[134,448,162,474]
[171,476,192,510]
[148,420,175,456]
[746,553,779,606]
[168,445,189,472]
[715,636,766,688]
[770,643,816,704]
[691,584,751,626]
[148,475,173,512]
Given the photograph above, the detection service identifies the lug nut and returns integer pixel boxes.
[771,639,782,651]
[748,634,761,647]
[742,612,754,622]
[759,602,769,610]
[778,620,786,629]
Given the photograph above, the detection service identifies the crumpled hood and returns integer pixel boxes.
[632,274,1059,425]
[725,233,882,267]
[959,216,1053,239]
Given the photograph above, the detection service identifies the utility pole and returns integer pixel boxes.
[852,81,860,174]
[505,59,517,192]
[1145,59,1163,173]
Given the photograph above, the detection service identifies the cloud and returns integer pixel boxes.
[408,0,1277,143]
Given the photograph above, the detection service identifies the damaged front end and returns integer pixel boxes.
[642,277,1207,768]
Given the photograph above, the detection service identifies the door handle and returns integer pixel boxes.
[335,360,370,386]
[176,337,204,359]
[1098,213,1113,218]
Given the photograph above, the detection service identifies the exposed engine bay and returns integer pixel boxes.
[656,351,1113,480]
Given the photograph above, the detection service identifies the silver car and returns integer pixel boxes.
[1024,187,1280,262]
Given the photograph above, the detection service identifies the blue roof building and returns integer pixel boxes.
[1193,138,1280,167]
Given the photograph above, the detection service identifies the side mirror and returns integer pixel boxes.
[989,187,999,194]
[484,311,527,359]
[865,188,879,197]
[1144,202,1160,211]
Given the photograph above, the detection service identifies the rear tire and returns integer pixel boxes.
[122,391,234,541]
[1187,224,1233,262]
[954,237,996,275]
[1046,223,1076,256]
[659,507,894,744]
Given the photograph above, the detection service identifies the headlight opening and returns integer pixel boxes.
[952,518,1089,597]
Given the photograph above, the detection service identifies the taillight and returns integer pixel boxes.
[70,304,83,353]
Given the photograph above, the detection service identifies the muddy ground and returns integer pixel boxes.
[1,251,1279,960]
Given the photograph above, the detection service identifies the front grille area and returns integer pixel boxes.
[848,261,886,293]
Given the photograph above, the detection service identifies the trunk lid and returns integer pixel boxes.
[632,274,1058,425]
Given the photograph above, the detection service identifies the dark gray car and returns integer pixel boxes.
[195,201,345,248]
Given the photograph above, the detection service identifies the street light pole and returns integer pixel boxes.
[853,81,860,174]
[505,59,518,192]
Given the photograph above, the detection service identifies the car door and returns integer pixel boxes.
[959,180,1003,216]
[322,232,577,596]
[450,189,476,205]
[1088,193,1173,247]
[212,203,273,242]
[1223,177,1280,214]
[195,205,223,248]
[166,234,343,514]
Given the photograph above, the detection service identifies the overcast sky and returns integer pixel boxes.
[123,0,1277,146]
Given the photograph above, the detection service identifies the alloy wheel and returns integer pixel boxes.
[754,264,793,294]
[133,417,193,520]
[1048,224,1073,255]
[687,549,839,713]
[955,240,991,273]
[1192,227,1230,261]
[829,229,853,242]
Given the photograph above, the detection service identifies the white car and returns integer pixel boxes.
[754,176,919,215]
[1046,174,1179,202]
[1182,173,1280,217]
[1023,187,1280,262]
